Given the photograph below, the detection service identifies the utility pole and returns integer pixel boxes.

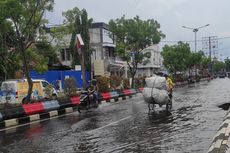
[209,37,211,59]
[76,34,86,89]
[182,24,210,52]
[202,36,219,75]
[209,37,212,74]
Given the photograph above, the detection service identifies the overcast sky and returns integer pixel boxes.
[46,0,230,60]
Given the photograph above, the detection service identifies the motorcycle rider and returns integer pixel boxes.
[87,79,98,107]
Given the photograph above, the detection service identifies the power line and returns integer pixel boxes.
[160,36,230,43]
[45,23,230,43]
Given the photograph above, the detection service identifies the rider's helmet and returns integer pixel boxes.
[163,74,169,78]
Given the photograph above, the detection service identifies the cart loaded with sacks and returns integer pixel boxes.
[142,76,172,114]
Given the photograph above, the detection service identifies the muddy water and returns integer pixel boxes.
[0,78,229,153]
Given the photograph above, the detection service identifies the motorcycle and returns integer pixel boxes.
[78,90,99,112]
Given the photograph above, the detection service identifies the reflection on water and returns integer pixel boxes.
[0,79,229,153]
[75,79,229,153]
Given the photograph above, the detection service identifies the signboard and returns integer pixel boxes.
[17,82,43,102]
[94,60,105,76]
[75,65,81,71]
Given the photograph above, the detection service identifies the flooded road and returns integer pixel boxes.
[0,78,230,153]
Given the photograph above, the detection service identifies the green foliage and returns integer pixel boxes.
[81,9,92,71]
[26,47,48,73]
[44,84,54,98]
[35,41,59,67]
[62,7,92,70]
[0,12,20,79]
[48,25,70,48]
[225,58,230,72]
[134,76,146,88]
[186,52,202,75]
[201,56,211,69]
[0,49,21,79]
[213,61,225,73]
[123,78,130,89]
[0,0,54,100]
[161,42,191,74]
[96,76,110,93]
[109,15,165,87]
[161,42,214,80]
[64,77,78,96]
[109,75,122,89]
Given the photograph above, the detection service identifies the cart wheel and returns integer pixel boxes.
[169,99,172,109]
[166,103,169,111]
[166,99,172,112]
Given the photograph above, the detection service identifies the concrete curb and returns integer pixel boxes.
[0,107,76,131]
[0,92,143,131]
[208,109,230,153]
[100,93,142,103]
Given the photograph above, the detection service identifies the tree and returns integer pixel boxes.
[186,52,202,76]
[62,8,92,70]
[109,15,165,87]
[63,8,92,89]
[161,42,191,76]
[34,41,59,68]
[213,61,225,73]
[63,7,81,67]
[225,58,230,72]
[0,13,21,79]
[0,0,54,101]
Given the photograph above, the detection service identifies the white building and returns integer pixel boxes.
[90,22,126,77]
[47,23,162,78]
[136,45,163,77]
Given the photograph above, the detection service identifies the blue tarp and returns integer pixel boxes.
[30,70,90,89]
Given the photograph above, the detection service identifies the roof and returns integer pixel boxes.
[91,22,109,30]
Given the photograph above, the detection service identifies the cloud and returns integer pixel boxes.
[47,0,230,57]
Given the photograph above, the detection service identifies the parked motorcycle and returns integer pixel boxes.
[78,90,99,112]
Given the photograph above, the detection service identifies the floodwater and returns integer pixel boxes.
[0,78,229,153]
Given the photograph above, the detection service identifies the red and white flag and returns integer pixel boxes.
[75,34,84,55]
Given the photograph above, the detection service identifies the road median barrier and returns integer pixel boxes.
[0,88,143,130]
[101,92,111,102]
[1,106,25,121]
[58,97,72,109]
[100,88,142,103]
[22,102,45,115]
[42,100,60,112]
[208,109,230,153]
[70,96,80,105]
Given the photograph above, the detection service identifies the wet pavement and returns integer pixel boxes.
[0,78,230,153]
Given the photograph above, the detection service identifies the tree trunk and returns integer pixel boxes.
[21,48,33,102]
[174,70,177,83]
[81,48,86,90]
[131,73,135,88]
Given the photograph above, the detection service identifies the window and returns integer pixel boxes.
[41,81,49,88]
[66,48,71,61]
[61,49,65,61]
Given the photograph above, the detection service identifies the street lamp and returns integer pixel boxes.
[182,24,210,52]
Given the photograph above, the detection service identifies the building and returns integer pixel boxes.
[46,22,126,76]
[136,45,163,77]
[90,22,126,77]
[48,22,163,78]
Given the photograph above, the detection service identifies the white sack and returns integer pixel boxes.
[155,90,169,106]
[142,87,169,105]
[145,76,167,90]
[142,87,153,103]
